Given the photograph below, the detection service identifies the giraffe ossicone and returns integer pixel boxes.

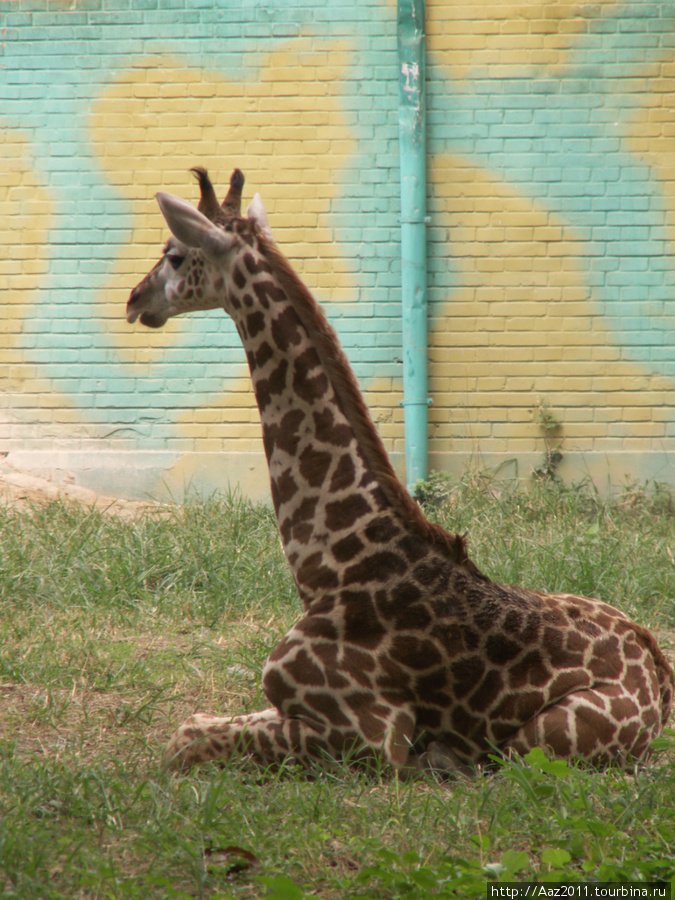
[127,168,674,774]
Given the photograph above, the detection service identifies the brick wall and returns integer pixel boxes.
[2,0,675,500]
[426,1,675,490]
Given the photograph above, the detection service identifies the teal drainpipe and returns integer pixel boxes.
[397,0,430,493]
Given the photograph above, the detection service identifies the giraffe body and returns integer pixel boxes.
[127,169,674,773]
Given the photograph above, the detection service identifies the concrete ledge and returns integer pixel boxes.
[4,450,272,504]
[428,451,675,496]
[5,448,675,503]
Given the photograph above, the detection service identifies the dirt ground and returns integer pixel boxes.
[0,458,165,518]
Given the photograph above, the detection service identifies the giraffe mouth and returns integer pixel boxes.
[126,299,167,328]
[138,312,167,328]
[127,281,169,327]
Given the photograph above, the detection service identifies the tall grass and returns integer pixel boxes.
[0,478,673,899]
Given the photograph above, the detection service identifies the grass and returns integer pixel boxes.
[0,477,674,899]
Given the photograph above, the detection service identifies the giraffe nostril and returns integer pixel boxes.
[128,285,143,304]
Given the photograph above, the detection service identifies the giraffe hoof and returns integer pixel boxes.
[162,727,197,771]
[420,741,474,777]
[163,713,225,771]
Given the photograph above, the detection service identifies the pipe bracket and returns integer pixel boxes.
[399,397,433,407]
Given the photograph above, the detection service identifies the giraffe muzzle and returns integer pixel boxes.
[126,289,167,328]
[126,286,143,324]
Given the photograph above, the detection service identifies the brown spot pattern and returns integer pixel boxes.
[298,445,332,487]
[325,494,372,531]
[255,359,289,411]
[271,306,303,352]
[329,454,356,492]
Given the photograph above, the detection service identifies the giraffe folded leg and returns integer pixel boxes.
[502,684,662,766]
[163,707,352,771]
[164,695,421,773]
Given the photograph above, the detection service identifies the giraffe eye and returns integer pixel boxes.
[167,252,185,271]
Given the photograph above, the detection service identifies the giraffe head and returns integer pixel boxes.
[126,168,272,328]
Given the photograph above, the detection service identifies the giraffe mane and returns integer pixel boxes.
[255,233,485,576]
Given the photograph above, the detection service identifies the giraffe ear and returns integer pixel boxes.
[156,192,236,257]
[246,193,273,242]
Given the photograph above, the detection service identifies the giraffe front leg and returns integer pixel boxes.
[163,707,336,771]
[164,708,274,770]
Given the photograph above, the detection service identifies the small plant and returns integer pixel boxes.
[257,874,319,899]
[621,480,675,517]
[355,847,488,898]
[412,470,457,507]
[533,399,564,481]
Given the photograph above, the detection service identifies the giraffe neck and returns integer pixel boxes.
[224,234,473,606]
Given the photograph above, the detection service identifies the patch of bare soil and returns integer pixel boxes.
[0,680,173,763]
[0,459,167,518]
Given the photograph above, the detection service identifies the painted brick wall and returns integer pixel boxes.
[2,0,675,500]
[426,0,675,490]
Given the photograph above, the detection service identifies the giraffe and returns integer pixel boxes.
[127,168,674,774]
